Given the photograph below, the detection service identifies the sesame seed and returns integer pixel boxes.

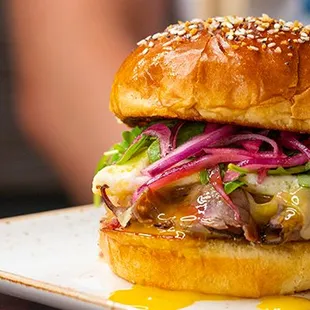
[226,22,234,29]
[142,48,148,55]
[267,42,276,48]
[137,15,310,51]
[288,53,293,57]
[137,39,147,46]
[247,45,259,51]
[238,28,246,34]
[163,41,171,47]
[215,17,225,23]
[177,29,186,36]
[191,34,200,40]
[191,18,204,24]
[227,16,236,24]
[261,13,271,21]
[285,62,289,65]
[152,33,161,40]
[257,37,268,43]
[169,29,179,35]
[274,47,282,53]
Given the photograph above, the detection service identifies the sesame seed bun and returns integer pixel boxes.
[100,227,310,298]
[110,15,310,133]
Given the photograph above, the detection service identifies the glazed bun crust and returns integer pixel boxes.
[110,16,310,133]
[100,228,310,298]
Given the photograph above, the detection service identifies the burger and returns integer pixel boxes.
[92,14,310,298]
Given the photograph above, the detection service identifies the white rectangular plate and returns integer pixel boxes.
[0,206,308,310]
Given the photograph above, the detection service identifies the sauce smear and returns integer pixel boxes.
[257,296,310,310]
[108,285,236,310]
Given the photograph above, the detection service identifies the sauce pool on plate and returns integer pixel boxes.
[109,285,310,310]
[257,296,310,310]
[108,285,236,310]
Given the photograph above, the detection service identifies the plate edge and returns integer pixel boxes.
[0,270,130,310]
[0,205,95,223]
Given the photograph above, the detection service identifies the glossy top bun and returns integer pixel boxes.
[110,15,310,133]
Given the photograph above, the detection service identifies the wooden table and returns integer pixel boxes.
[0,294,57,310]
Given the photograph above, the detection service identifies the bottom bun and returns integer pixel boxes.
[99,228,310,298]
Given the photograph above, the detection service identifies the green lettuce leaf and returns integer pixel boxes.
[95,126,144,173]
[298,174,310,188]
[224,180,245,194]
[268,162,310,175]
[148,140,161,163]
[227,163,250,174]
[117,135,150,165]
[176,122,205,146]
[199,169,209,185]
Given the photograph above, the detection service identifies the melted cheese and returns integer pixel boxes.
[243,174,310,240]
[242,174,299,196]
[277,187,310,240]
[92,151,150,206]
[92,152,200,206]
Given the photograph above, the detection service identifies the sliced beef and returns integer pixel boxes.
[131,183,259,242]
[263,207,302,244]
[190,184,258,242]
[132,189,174,228]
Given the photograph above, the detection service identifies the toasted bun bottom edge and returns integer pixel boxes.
[99,229,310,298]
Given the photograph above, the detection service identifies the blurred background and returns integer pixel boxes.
[1,0,310,218]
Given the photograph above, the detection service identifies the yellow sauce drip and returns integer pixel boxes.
[108,285,236,310]
[257,296,310,310]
